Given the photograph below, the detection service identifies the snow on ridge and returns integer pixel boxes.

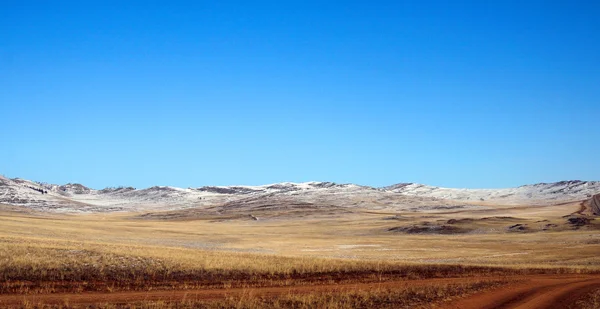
[192,181,364,194]
[385,181,600,203]
[2,175,599,213]
[0,177,381,213]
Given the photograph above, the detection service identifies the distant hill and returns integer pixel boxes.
[385,180,600,205]
[1,174,598,213]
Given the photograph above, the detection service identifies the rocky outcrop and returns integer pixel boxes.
[58,183,91,194]
[589,194,600,215]
[196,186,260,195]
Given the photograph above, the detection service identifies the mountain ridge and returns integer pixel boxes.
[1,174,599,213]
[4,174,598,192]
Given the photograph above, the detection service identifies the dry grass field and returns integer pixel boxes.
[0,198,598,308]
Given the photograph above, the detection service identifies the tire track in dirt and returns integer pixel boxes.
[441,276,600,309]
[0,275,598,307]
[0,276,507,306]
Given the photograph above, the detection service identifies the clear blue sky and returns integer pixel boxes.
[1,1,599,189]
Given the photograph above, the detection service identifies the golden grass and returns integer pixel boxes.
[0,235,553,294]
[0,187,597,309]
[0,206,598,296]
[0,201,597,309]
[147,280,510,309]
[14,280,511,309]
[1,208,598,267]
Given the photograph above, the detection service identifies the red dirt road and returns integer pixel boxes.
[441,275,600,309]
[0,275,598,308]
[2,277,472,306]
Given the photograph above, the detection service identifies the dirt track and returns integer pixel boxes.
[0,277,472,306]
[441,275,600,309]
[0,275,599,308]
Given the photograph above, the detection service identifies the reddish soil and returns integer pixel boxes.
[0,277,469,306]
[0,275,598,308]
[441,275,600,309]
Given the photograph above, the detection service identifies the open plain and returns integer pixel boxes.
[0,176,599,308]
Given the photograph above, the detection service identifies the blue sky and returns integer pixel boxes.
[1,1,599,189]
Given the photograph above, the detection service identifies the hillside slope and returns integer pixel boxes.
[1,175,598,213]
[386,181,600,205]
[588,194,600,215]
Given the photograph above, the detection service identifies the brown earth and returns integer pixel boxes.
[441,275,600,309]
[1,274,598,308]
[589,194,600,215]
[0,277,486,306]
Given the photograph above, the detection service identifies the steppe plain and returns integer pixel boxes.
[0,176,599,308]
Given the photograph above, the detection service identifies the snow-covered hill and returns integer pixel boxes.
[386,181,600,205]
[0,176,386,212]
[1,175,598,213]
